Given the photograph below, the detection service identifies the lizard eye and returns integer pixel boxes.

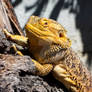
[42,20,48,26]
[59,33,64,37]
[44,21,48,25]
[40,18,48,27]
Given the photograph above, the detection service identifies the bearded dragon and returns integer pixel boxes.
[3,16,92,92]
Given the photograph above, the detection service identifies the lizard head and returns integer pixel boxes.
[25,16,71,48]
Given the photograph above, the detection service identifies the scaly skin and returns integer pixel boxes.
[3,16,92,92]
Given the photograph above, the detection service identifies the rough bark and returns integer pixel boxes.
[0,54,67,92]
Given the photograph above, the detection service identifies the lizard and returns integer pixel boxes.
[3,16,92,92]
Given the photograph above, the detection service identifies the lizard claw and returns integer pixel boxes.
[3,28,12,39]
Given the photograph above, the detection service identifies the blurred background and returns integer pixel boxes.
[11,0,92,72]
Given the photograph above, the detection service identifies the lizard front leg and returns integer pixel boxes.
[53,64,77,92]
[32,59,53,76]
[3,29,28,47]
[53,63,92,92]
